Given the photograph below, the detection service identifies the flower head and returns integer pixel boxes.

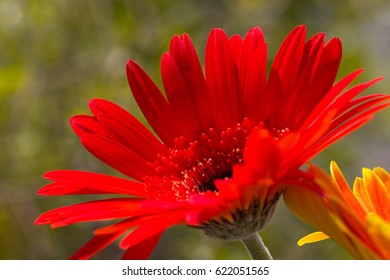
[35,25,390,259]
[284,162,390,259]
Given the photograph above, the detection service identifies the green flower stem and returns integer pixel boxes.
[241,233,273,260]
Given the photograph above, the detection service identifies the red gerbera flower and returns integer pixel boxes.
[35,25,390,259]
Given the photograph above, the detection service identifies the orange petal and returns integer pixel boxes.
[366,214,390,259]
[363,169,390,221]
[330,162,366,219]
[353,177,374,213]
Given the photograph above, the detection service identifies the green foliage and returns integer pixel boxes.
[1,0,389,259]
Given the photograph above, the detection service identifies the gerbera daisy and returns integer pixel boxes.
[35,25,390,259]
[284,162,390,259]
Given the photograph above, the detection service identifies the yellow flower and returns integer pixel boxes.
[284,161,390,259]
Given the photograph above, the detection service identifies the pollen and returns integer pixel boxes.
[270,127,290,139]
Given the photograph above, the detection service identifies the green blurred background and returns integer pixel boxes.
[1,0,390,260]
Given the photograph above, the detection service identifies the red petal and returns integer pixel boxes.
[185,193,227,225]
[121,231,163,260]
[301,69,363,128]
[239,27,264,90]
[80,134,155,181]
[239,27,267,122]
[119,213,184,249]
[281,33,325,127]
[228,34,243,65]
[292,110,336,165]
[126,60,177,146]
[161,52,201,135]
[310,115,374,160]
[34,198,153,227]
[94,216,156,235]
[305,38,342,108]
[242,128,281,179]
[266,26,306,112]
[289,38,341,129]
[70,115,110,138]
[301,94,390,162]
[39,170,148,197]
[244,42,267,122]
[328,77,383,114]
[297,112,368,165]
[289,37,342,128]
[89,98,168,157]
[168,33,212,131]
[97,114,166,162]
[205,28,240,130]
[329,95,390,134]
[69,232,122,260]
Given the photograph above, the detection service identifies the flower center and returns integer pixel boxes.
[144,119,253,200]
[143,119,291,201]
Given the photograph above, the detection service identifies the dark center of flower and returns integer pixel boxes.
[198,170,232,193]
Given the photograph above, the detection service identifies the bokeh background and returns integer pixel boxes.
[1,0,390,260]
